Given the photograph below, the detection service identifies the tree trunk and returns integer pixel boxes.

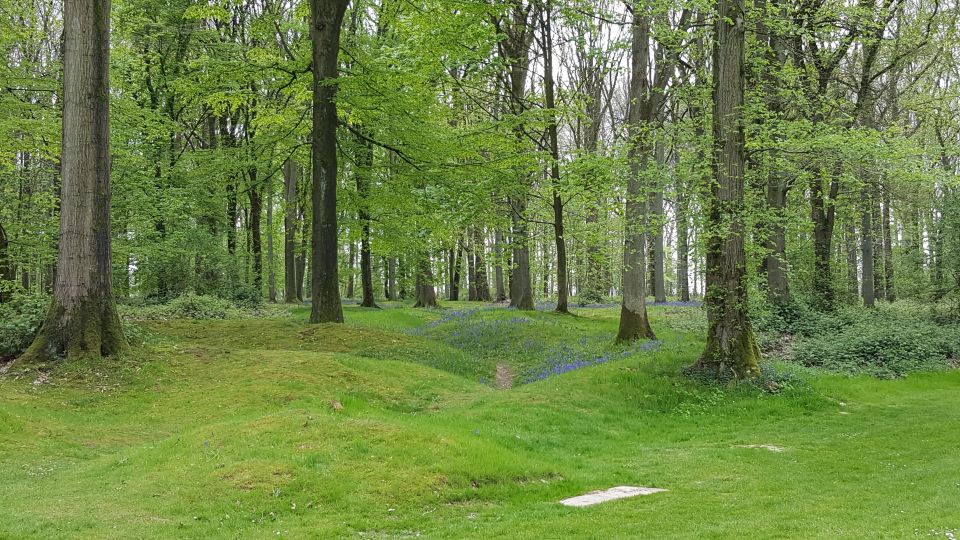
[414,253,438,308]
[810,172,839,310]
[22,0,128,361]
[845,223,859,300]
[542,1,568,313]
[509,197,535,310]
[466,233,477,300]
[283,160,298,303]
[346,241,355,298]
[617,6,656,343]
[308,0,347,323]
[0,222,12,303]
[861,184,875,307]
[692,0,759,378]
[651,187,666,303]
[882,182,895,302]
[386,257,397,300]
[266,174,276,302]
[355,138,378,308]
[248,169,263,296]
[872,186,885,301]
[494,229,507,301]
[676,190,690,302]
[473,227,491,301]
[448,247,461,300]
[765,173,790,304]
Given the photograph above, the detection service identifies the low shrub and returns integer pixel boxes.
[0,294,49,361]
[790,319,959,378]
[127,293,241,320]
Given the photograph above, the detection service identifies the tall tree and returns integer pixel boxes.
[692,0,759,378]
[540,0,569,313]
[616,3,658,343]
[283,160,299,303]
[22,0,128,361]
[309,0,348,324]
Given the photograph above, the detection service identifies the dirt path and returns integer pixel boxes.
[495,363,514,389]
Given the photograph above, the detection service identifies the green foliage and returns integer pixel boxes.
[0,294,48,360]
[756,301,960,378]
[127,293,243,321]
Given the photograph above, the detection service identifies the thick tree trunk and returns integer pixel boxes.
[308,0,347,323]
[882,183,895,302]
[810,173,839,310]
[283,160,298,303]
[617,7,656,343]
[413,253,438,308]
[692,0,759,378]
[509,197,535,310]
[765,174,790,304]
[22,0,128,361]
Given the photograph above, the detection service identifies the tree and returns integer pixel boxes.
[616,2,659,343]
[309,0,349,324]
[691,0,759,378]
[21,0,128,361]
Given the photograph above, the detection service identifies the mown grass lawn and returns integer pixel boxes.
[1,303,958,539]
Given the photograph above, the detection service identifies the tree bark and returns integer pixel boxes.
[308,0,347,323]
[617,5,656,343]
[676,189,690,302]
[765,173,790,304]
[248,168,263,296]
[541,0,568,313]
[692,0,760,378]
[473,227,491,301]
[845,223,859,300]
[0,222,12,303]
[414,253,438,308]
[355,138,378,308]
[266,174,276,302]
[882,182,895,302]
[283,160,299,303]
[22,0,128,361]
[861,184,875,307]
[345,241,355,298]
[494,229,507,301]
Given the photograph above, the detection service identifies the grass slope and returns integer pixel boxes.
[1,303,958,539]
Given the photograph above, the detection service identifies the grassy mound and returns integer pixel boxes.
[2,303,959,538]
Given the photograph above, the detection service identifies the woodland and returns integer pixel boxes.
[1,0,960,537]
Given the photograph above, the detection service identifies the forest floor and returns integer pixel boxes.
[1,302,959,539]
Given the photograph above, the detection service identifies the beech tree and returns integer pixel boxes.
[21,0,128,361]
[309,0,349,324]
[692,0,759,378]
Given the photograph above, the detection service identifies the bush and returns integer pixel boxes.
[128,293,240,320]
[0,294,49,361]
[790,319,959,378]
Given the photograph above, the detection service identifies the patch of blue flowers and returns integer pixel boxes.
[524,338,661,383]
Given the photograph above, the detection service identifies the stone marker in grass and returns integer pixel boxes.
[559,486,666,507]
